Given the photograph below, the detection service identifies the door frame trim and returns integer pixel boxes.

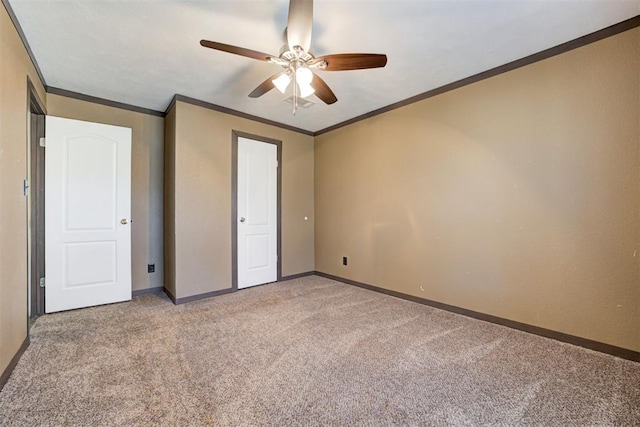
[231,130,282,291]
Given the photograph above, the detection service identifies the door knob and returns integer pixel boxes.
[120,218,129,225]
[240,217,246,223]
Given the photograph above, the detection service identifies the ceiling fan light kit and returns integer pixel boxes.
[200,0,387,115]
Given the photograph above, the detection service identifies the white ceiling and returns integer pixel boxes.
[8,0,640,132]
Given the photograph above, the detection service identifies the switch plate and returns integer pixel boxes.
[148,264,155,273]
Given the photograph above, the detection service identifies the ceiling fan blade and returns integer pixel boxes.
[248,73,282,98]
[310,74,337,105]
[317,53,388,71]
[287,0,313,53]
[200,40,272,62]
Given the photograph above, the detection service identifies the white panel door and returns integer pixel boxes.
[45,116,132,313]
[238,137,277,289]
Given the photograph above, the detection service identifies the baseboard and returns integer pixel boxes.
[0,336,30,391]
[162,273,316,305]
[163,287,177,303]
[165,287,235,305]
[280,271,315,281]
[315,271,640,363]
[132,286,164,297]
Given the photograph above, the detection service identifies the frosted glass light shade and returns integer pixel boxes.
[298,82,315,98]
[296,67,313,85]
[273,73,291,93]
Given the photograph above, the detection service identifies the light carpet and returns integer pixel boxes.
[0,276,638,426]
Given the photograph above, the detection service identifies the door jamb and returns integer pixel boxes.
[231,130,282,291]
[27,77,46,324]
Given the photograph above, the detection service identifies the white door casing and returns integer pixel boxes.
[237,136,278,289]
[45,116,132,313]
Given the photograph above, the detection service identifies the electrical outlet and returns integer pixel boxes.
[147,264,155,273]
[342,256,348,266]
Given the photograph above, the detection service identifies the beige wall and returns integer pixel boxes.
[46,94,165,293]
[315,28,640,352]
[167,101,315,299]
[0,4,47,375]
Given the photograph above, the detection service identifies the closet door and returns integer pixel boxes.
[237,136,278,289]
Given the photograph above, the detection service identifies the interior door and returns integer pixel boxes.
[45,116,132,313]
[237,136,278,289]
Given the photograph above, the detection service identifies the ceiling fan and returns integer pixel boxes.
[200,0,388,114]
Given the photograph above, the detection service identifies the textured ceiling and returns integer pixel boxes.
[7,0,640,132]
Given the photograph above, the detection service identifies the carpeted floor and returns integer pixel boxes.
[0,276,638,426]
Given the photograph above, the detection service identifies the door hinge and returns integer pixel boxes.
[39,137,46,147]
[39,277,45,288]
[276,160,279,168]
[23,179,30,196]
